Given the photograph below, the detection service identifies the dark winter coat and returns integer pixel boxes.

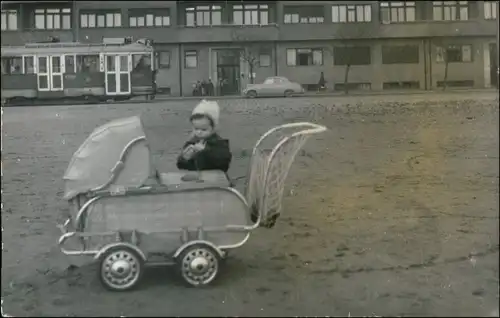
[176,133,232,172]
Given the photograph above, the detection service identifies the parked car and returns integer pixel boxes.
[242,76,305,98]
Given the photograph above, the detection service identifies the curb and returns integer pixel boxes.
[150,89,499,102]
[4,89,498,108]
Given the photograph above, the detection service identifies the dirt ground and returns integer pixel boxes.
[2,92,499,317]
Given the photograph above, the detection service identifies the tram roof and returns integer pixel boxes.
[1,42,154,57]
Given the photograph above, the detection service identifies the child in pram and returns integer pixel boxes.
[177,100,232,177]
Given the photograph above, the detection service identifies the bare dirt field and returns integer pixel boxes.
[2,92,499,317]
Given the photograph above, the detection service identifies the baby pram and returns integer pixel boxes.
[58,115,326,291]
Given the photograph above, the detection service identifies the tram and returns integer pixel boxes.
[1,38,156,105]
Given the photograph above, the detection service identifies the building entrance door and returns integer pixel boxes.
[216,50,241,96]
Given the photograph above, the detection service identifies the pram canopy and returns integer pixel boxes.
[63,116,152,200]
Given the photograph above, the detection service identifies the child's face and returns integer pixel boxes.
[191,117,214,140]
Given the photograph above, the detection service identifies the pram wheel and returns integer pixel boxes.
[177,243,221,287]
[98,245,145,292]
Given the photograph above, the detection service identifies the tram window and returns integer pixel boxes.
[1,57,23,75]
[65,55,76,73]
[77,55,99,72]
[52,56,62,73]
[39,57,48,73]
[24,56,35,74]
[120,55,129,72]
[132,54,152,71]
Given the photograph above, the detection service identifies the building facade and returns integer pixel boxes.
[1,1,498,96]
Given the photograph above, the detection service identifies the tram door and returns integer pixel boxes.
[37,55,64,92]
[105,54,131,95]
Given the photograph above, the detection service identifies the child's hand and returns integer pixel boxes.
[191,141,206,152]
[181,145,196,160]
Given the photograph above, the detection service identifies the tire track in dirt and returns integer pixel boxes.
[266,100,498,286]
[308,244,499,276]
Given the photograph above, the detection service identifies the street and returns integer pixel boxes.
[1,92,499,316]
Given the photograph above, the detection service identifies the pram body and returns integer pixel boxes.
[58,115,326,291]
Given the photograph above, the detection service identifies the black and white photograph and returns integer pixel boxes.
[1,1,499,316]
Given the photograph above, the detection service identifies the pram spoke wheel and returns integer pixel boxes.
[98,245,144,291]
[177,244,220,287]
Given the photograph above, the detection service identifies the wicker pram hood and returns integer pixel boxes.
[63,116,151,200]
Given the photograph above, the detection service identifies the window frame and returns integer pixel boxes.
[1,56,38,75]
[77,54,100,73]
[131,53,153,71]
[484,1,498,20]
[1,56,23,75]
[80,10,122,28]
[432,1,469,21]
[333,46,372,66]
[1,9,18,31]
[259,51,272,67]
[184,50,198,69]
[34,8,72,30]
[286,48,324,67]
[436,44,473,63]
[232,4,270,25]
[64,54,77,74]
[156,51,171,69]
[129,8,171,28]
[332,4,372,23]
[379,1,416,24]
[381,45,420,64]
[283,5,325,24]
[185,5,222,27]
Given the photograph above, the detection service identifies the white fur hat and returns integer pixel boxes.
[192,99,220,128]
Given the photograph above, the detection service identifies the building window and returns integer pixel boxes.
[436,45,472,63]
[382,45,420,64]
[129,9,170,27]
[380,1,416,23]
[484,1,498,20]
[284,5,325,24]
[333,46,371,65]
[437,80,474,87]
[286,49,323,66]
[332,4,372,23]
[383,81,420,90]
[156,51,171,69]
[80,11,122,28]
[185,50,198,68]
[186,5,222,26]
[233,4,269,25]
[259,52,271,67]
[432,1,468,21]
[334,82,371,91]
[1,10,18,31]
[35,8,71,30]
